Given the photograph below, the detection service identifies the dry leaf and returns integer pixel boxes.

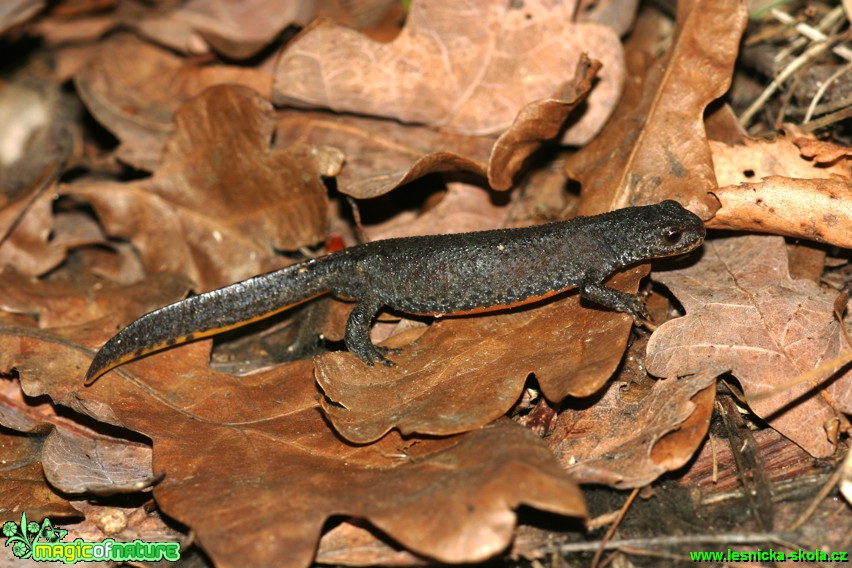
[136,0,315,59]
[41,429,154,495]
[646,235,851,457]
[794,135,852,164]
[276,110,491,198]
[274,0,623,141]
[0,270,192,328]
[710,177,852,248]
[576,0,639,35]
[75,35,271,170]
[0,0,44,35]
[549,371,715,487]
[316,522,425,566]
[488,54,601,189]
[0,190,65,276]
[710,136,852,186]
[275,54,598,197]
[565,0,746,217]
[0,431,79,523]
[317,269,645,442]
[2,324,586,568]
[66,84,338,290]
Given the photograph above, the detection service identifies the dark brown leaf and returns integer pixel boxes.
[66,84,338,290]
[3,324,586,568]
[318,269,645,442]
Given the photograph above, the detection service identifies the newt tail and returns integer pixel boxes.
[84,259,340,384]
[85,200,705,383]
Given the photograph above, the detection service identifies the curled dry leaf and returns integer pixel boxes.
[488,54,601,190]
[136,0,315,59]
[2,324,585,568]
[549,371,715,487]
[565,0,746,217]
[66,84,337,290]
[317,269,644,442]
[710,177,852,248]
[708,135,852,244]
[274,0,623,141]
[42,429,155,495]
[75,35,271,170]
[794,135,852,164]
[646,235,852,457]
[275,54,599,197]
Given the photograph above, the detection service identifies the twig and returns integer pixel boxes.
[785,462,844,532]
[771,7,852,63]
[739,38,834,127]
[590,486,640,568]
[799,104,852,133]
[803,60,852,123]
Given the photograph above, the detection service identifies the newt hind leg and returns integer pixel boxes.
[344,298,400,366]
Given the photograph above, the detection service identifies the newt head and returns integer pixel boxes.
[606,200,706,265]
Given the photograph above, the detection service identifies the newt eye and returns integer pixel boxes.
[663,227,683,244]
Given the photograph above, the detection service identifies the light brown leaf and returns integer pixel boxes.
[273,0,623,141]
[75,34,271,170]
[565,0,746,216]
[488,54,601,190]
[136,0,315,59]
[548,371,715,487]
[3,324,586,568]
[0,189,64,276]
[794,135,852,165]
[317,269,644,442]
[646,235,851,457]
[710,136,852,187]
[710,177,852,248]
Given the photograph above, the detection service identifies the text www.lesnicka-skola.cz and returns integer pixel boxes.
[689,548,848,562]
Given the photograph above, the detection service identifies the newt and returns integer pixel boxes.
[84,200,705,383]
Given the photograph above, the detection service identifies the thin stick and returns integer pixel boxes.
[590,487,640,568]
[786,464,844,532]
[803,61,852,123]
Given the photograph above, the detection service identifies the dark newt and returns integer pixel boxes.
[84,200,705,383]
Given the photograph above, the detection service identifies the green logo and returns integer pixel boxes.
[3,513,180,563]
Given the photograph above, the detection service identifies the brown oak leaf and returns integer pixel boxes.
[1,322,586,568]
[646,234,851,457]
[273,0,623,142]
[65,84,338,290]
